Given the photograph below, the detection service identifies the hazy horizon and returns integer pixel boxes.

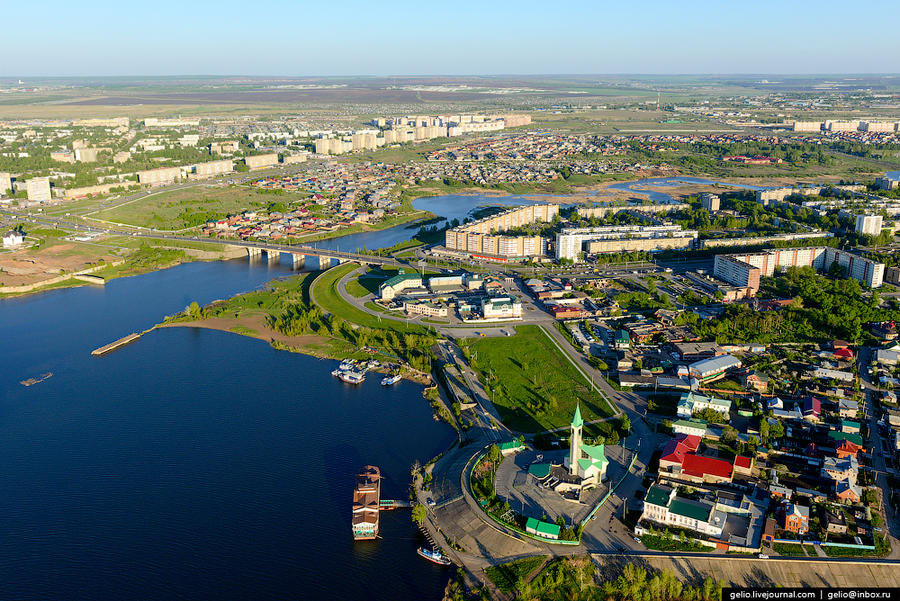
[4,0,899,77]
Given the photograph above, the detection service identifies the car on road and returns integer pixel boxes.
[758,554,769,559]
[633,537,641,543]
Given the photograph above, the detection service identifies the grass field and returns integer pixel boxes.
[771,542,809,557]
[462,325,613,432]
[92,185,294,230]
[485,556,547,593]
[311,263,432,335]
[200,271,317,320]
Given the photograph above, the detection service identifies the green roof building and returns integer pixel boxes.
[525,517,561,540]
[379,272,423,300]
[828,430,864,446]
[568,403,608,486]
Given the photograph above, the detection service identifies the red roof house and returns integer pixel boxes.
[680,453,733,484]
[835,439,861,459]
[659,435,701,468]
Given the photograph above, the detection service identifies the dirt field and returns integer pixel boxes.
[0,243,118,287]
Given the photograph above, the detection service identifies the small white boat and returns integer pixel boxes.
[381,374,402,386]
[338,359,356,371]
[417,547,451,565]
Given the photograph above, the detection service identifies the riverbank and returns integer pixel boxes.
[156,269,436,385]
[0,243,246,299]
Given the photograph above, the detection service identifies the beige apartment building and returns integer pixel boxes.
[0,172,12,195]
[138,166,182,186]
[791,121,823,132]
[75,148,100,162]
[72,117,129,127]
[444,204,558,258]
[209,141,239,154]
[244,153,279,170]
[26,177,52,202]
[192,159,234,179]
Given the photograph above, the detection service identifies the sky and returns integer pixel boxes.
[4,0,899,76]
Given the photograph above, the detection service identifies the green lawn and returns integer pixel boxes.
[346,274,386,298]
[485,556,547,593]
[772,542,807,557]
[311,263,432,335]
[463,325,613,432]
[93,185,292,230]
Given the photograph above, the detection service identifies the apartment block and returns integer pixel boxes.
[138,166,182,186]
[26,177,52,202]
[193,159,234,178]
[0,172,11,195]
[714,247,884,292]
[791,121,823,132]
[699,193,720,211]
[244,153,279,170]
[209,141,240,154]
[557,224,696,262]
[74,148,100,162]
[855,214,883,236]
[444,204,558,259]
[861,121,897,133]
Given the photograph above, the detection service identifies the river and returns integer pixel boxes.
[0,177,736,599]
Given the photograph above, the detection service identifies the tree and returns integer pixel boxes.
[411,504,426,525]
[759,419,770,445]
[769,419,785,440]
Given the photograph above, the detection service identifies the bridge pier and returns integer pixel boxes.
[246,247,264,260]
[266,250,280,265]
[288,253,306,270]
[318,256,335,270]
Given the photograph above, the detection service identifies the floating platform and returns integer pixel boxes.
[91,332,141,356]
[20,372,53,387]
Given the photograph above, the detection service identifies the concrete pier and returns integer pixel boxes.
[289,253,306,269]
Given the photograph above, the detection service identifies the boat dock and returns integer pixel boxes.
[91,332,142,356]
[378,499,411,511]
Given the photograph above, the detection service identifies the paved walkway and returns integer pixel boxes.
[596,554,900,588]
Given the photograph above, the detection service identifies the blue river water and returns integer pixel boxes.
[0,178,745,599]
[0,259,456,600]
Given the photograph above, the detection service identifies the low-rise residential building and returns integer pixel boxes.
[672,419,708,438]
[688,355,742,383]
[677,392,732,419]
[838,398,859,418]
[740,370,770,393]
[782,503,809,534]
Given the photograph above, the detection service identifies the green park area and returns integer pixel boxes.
[162,263,438,372]
[460,325,613,432]
[92,185,299,230]
[311,263,432,335]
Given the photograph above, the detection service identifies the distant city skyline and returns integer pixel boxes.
[3,0,900,76]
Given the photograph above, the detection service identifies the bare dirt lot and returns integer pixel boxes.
[0,243,117,287]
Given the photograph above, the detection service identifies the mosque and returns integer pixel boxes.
[565,403,609,487]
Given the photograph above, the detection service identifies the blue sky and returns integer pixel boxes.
[4,0,899,76]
